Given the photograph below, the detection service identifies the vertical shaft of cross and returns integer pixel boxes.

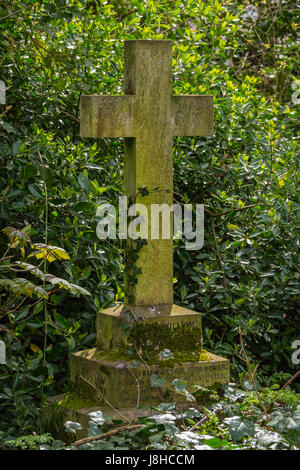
[80,40,214,312]
[123,41,174,308]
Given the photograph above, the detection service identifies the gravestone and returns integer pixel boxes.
[44,40,229,440]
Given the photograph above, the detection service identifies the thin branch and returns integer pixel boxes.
[79,375,131,425]
[0,325,21,343]
[0,243,13,262]
[125,364,141,416]
[129,306,138,321]
[281,370,300,390]
[37,150,45,168]
[72,90,82,139]
[188,415,209,432]
[210,215,226,287]
[238,326,268,417]
[15,18,46,52]
[253,364,260,377]
[188,408,219,432]
[0,7,28,21]
[0,295,28,319]
[75,424,143,447]
[57,108,80,123]
[266,368,300,416]
[204,204,257,218]
[135,347,151,374]
[119,10,138,22]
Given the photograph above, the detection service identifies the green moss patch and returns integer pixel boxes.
[58,392,99,410]
[95,348,212,367]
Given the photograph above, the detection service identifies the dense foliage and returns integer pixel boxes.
[0,0,299,449]
[1,381,300,450]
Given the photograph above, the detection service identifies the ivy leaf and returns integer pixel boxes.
[150,373,166,388]
[256,429,285,447]
[172,379,195,402]
[87,420,102,437]
[149,430,166,443]
[223,383,247,402]
[172,378,187,392]
[64,421,83,434]
[150,413,178,435]
[224,416,255,442]
[88,411,105,425]
[153,403,176,412]
[159,349,174,360]
[175,430,201,444]
[268,414,300,433]
[137,186,149,197]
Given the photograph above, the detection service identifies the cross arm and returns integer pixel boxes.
[80,95,136,138]
[172,95,214,136]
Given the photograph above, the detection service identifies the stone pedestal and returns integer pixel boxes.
[43,304,229,439]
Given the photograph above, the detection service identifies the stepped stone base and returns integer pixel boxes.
[70,347,229,408]
[43,303,230,440]
[96,303,204,352]
[42,393,156,444]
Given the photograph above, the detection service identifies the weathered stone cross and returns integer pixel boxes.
[81,40,213,311]
[43,41,228,434]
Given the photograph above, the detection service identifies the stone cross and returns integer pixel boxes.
[80,40,213,310]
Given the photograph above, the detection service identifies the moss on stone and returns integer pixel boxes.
[128,319,203,353]
[142,349,212,367]
[95,349,129,361]
[95,348,212,367]
[58,392,99,410]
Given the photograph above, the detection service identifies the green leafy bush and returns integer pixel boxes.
[0,0,299,443]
